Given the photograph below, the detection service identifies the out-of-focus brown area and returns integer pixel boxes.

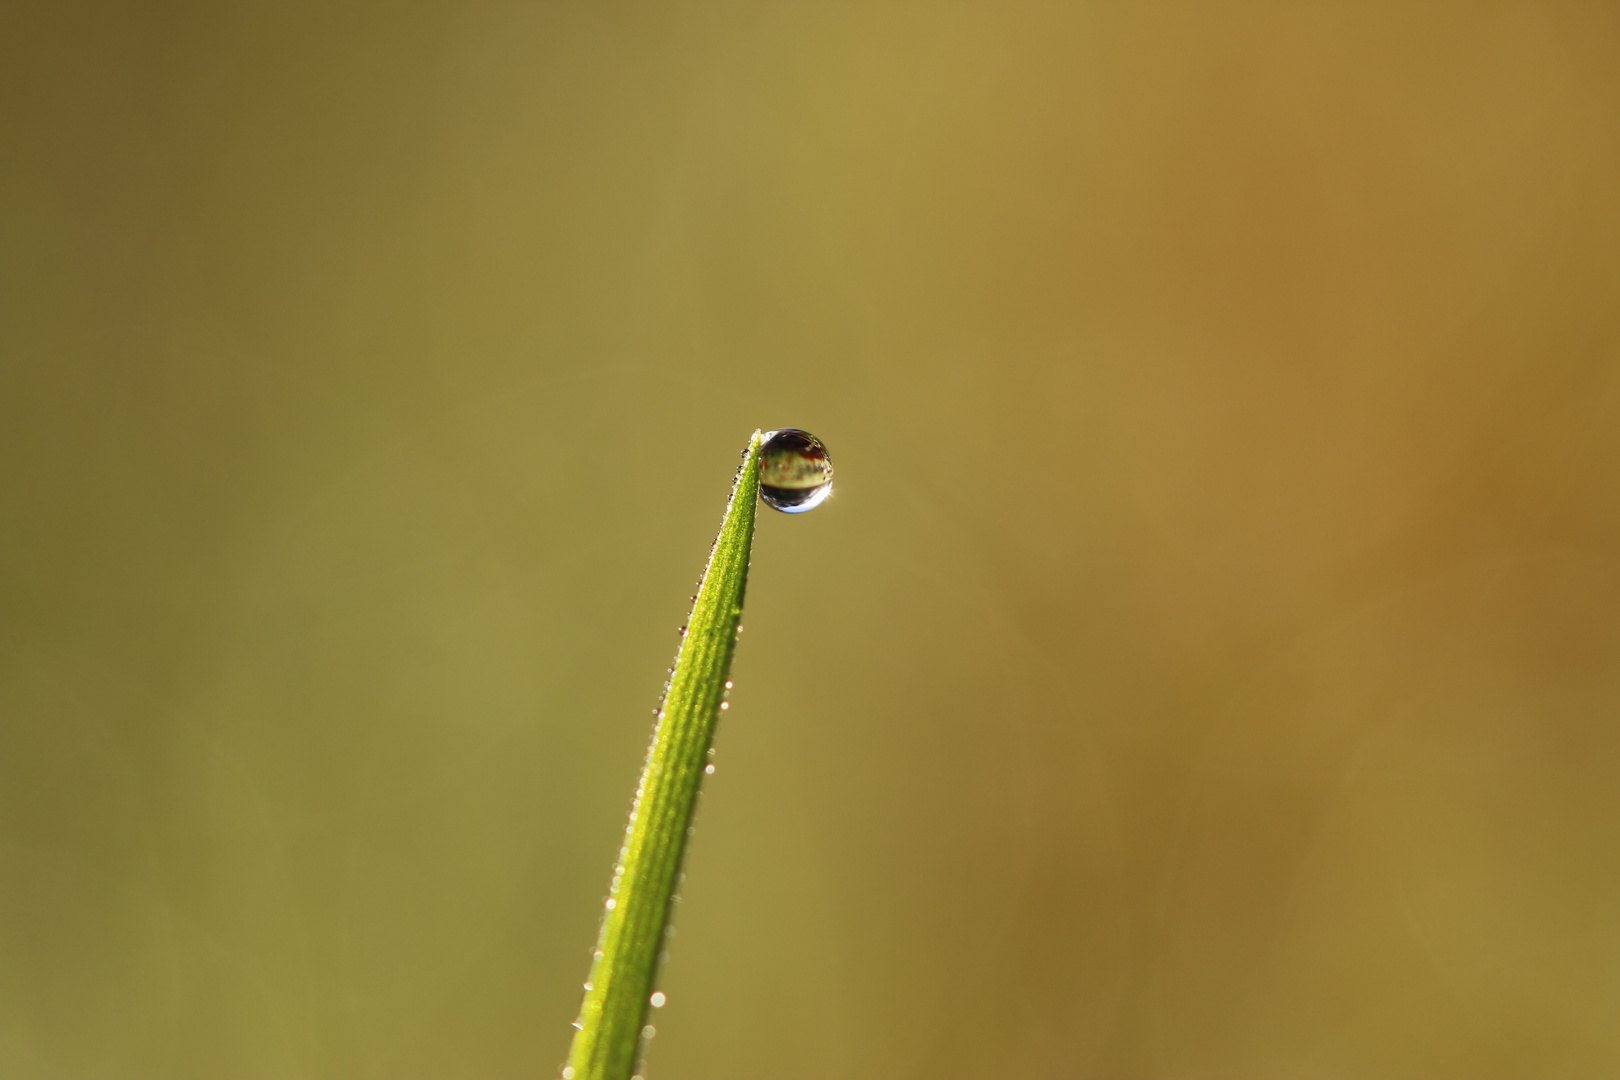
[3,2,1619,1077]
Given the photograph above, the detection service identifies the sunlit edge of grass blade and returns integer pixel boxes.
[563,429,765,1080]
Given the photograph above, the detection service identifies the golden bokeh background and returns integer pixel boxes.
[4,2,1620,1077]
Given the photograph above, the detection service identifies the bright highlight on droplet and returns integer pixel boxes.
[650,991,666,1007]
[758,429,833,513]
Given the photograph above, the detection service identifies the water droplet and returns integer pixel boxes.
[719,701,729,710]
[650,991,666,1007]
[704,763,715,774]
[642,1025,657,1039]
[563,1066,577,1078]
[758,429,833,513]
[724,681,733,689]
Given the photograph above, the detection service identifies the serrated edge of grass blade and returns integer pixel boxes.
[563,430,764,1080]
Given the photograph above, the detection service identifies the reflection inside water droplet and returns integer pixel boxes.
[758,429,833,514]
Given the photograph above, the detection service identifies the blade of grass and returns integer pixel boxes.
[563,429,765,1080]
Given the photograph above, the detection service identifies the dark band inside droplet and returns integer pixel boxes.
[759,484,824,509]
[766,430,824,458]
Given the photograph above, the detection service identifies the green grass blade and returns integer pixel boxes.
[564,429,765,1080]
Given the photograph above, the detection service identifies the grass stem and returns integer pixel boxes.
[563,430,764,1080]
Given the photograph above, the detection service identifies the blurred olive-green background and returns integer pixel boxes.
[5,2,1620,1077]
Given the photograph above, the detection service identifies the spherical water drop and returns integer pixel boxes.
[650,991,667,1007]
[758,429,833,514]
